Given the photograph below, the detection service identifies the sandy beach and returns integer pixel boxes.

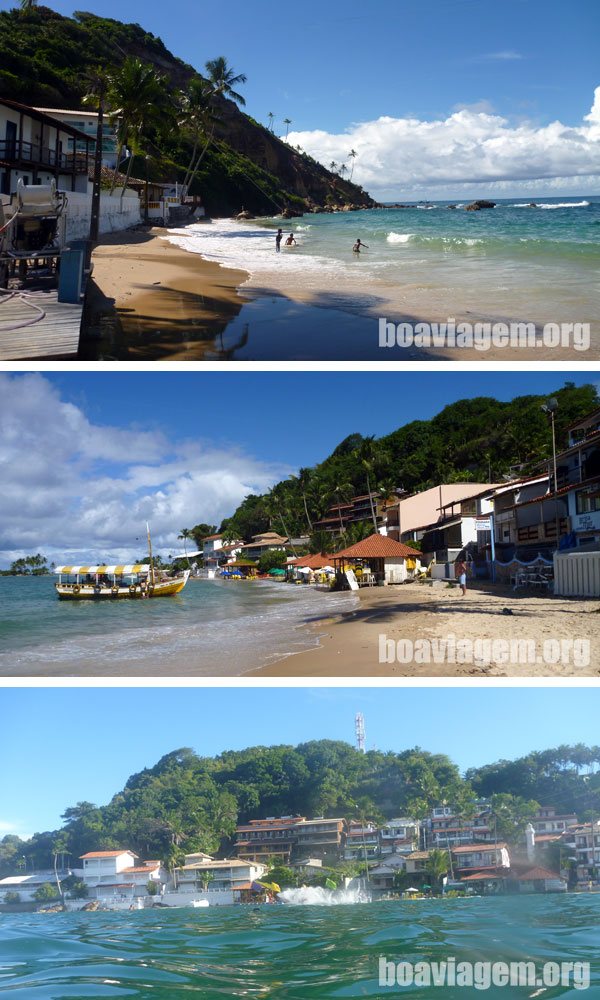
[253,582,600,677]
[81,227,249,360]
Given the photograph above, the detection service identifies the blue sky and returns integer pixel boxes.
[0,372,596,566]
[2,0,598,197]
[1,686,599,838]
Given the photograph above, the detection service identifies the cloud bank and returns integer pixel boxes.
[287,87,600,199]
[0,374,289,566]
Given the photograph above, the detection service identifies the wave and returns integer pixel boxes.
[387,232,484,248]
[510,200,590,209]
[387,232,414,243]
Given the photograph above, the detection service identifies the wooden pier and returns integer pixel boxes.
[0,288,82,359]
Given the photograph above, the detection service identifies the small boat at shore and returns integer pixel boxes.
[54,524,190,600]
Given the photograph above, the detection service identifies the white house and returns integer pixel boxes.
[80,850,166,901]
[0,871,62,903]
[379,818,420,856]
[34,107,119,169]
[0,97,91,197]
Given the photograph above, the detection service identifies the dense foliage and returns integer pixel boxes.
[0,7,373,214]
[3,740,600,876]
[0,554,49,575]
[218,383,598,543]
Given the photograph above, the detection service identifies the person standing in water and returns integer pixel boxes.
[353,238,369,253]
[285,233,297,246]
[275,228,283,252]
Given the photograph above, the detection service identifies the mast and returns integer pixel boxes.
[147,522,156,586]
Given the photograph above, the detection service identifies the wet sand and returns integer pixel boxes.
[252,582,600,677]
[81,228,249,360]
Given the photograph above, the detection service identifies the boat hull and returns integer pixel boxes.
[55,573,189,600]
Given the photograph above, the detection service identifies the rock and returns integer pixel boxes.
[81,900,101,911]
[464,199,496,211]
[447,204,457,210]
[236,209,255,220]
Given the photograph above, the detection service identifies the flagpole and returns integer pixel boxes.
[147,522,156,587]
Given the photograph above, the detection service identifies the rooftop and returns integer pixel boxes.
[334,533,421,560]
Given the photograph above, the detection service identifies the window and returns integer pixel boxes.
[576,486,600,515]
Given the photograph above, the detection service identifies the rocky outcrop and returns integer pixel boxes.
[464,200,496,211]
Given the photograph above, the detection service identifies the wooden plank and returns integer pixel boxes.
[0,289,82,359]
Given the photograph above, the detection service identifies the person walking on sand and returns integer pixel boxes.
[353,238,369,253]
[275,228,283,252]
[454,557,469,596]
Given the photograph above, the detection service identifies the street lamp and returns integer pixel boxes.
[541,397,560,549]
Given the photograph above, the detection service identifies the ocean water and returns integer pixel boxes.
[0,576,356,676]
[1,894,599,998]
[165,198,600,358]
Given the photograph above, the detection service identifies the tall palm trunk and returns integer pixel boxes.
[365,472,378,532]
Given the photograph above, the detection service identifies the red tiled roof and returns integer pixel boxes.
[334,534,421,560]
[232,882,253,891]
[80,851,134,859]
[460,871,505,881]
[292,554,335,569]
[511,866,562,881]
[452,843,507,853]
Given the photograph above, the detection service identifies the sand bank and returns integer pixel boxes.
[81,227,249,360]
[252,582,600,677]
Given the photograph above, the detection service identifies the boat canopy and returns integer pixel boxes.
[54,564,150,575]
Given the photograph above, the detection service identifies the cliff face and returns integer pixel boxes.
[0,7,376,215]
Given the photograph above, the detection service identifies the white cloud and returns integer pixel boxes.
[0,375,289,566]
[288,87,600,199]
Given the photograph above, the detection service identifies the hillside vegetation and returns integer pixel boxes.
[214,382,598,548]
[0,6,376,215]
[2,740,600,874]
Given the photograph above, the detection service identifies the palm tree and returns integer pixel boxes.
[264,490,297,555]
[339,163,348,181]
[178,529,193,567]
[357,437,380,533]
[205,56,247,106]
[283,117,292,138]
[18,0,38,11]
[180,77,220,198]
[424,849,450,894]
[267,111,275,132]
[329,161,338,173]
[326,481,353,539]
[106,57,169,196]
[348,148,357,180]
[289,468,315,532]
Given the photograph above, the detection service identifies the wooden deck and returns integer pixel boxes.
[0,288,82,359]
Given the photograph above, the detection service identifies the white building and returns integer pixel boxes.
[80,850,166,901]
[379,818,420,855]
[34,107,119,169]
[0,871,63,903]
[1,97,92,197]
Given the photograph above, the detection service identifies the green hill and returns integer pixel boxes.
[218,382,598,545]
[0,6,376,215]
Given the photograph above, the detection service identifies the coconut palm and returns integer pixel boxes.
[357,437,380,533]
[283,117,292,138]
[339,163,348,181]
[106,57,169,195]
[288,468,315,532]
[424,849,450,894]
[178,528,193,567]
[18,0,38,11]
[179,77,221,198]
[267,111,275,132]
[264,491,297,554]
[329,161,338,173]
[205,56,247,106]
[348,148,357,180]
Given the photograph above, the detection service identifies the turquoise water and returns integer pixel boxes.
[1,895,599,998]
[0,576,355,676]
[166,197,600,357]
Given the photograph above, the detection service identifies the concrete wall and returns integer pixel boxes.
[64,189,141,241]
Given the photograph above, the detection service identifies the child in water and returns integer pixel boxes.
[353,239,369,253]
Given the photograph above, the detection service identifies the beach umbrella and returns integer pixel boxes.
[405,887,420,893]
[268,568,286,576]
[298,566,311,574]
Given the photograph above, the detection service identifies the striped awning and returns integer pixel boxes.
[54,565,150,575]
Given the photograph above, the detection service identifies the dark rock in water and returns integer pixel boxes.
[447,204,457,209]
[528,202,537,208]
[464,200,496,211]
[281,207,303,219]
[81,900,101,911]
[236,209,255,220]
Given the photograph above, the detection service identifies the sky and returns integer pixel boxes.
[1,0,598,197]
[1,371,596,567]
[1,685,599,839]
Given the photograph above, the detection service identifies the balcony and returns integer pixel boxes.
[0,138,89,173]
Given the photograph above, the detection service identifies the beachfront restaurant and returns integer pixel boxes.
[332,534,421,586]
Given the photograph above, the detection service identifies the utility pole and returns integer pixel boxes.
[88,79,105,267]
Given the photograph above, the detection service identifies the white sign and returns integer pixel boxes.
[475,517,491,531]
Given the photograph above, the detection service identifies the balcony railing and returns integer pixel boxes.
[0,138,89,172]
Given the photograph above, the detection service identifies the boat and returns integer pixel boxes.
[54,524,190,600]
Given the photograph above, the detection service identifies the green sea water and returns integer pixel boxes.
[1,894,599,998]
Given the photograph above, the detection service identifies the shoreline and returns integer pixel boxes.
[80,215,599,361]
[81,226,250,360]
[251,582,600,677]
